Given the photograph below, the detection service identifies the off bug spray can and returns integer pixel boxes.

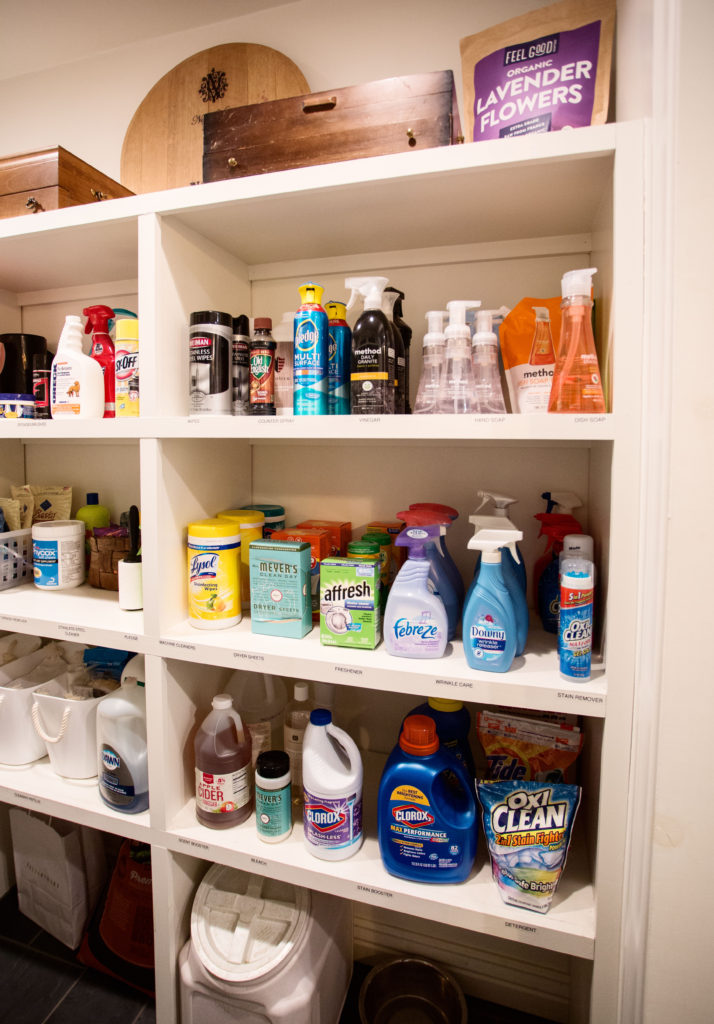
[293,282,329,416]
[325,300,351,415]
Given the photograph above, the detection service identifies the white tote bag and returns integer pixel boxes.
[9,808,107,948]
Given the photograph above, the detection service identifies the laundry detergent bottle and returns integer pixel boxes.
[302,709,363,860]
[396,509,460,640]
[405,697,476,783]
[383,525,448,659]
[462,526,520,673]
[378,714,477,883]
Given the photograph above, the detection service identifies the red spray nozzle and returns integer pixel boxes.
[83,304,115,335]
[409,502,458,521]
[534,512,582,551]
[397,508,451,527]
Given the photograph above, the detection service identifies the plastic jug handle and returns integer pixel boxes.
[213,708,247,749]
[327,723,362,772]
[31,701,71,745]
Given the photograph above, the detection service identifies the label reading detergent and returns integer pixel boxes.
[385,783,463,874]
[303,787,362,853]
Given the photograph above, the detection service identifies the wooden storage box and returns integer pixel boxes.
[0,146,133,219]
[203,71,462,181]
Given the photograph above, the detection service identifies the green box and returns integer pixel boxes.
[319,557,381,649]
[249,540,312,638]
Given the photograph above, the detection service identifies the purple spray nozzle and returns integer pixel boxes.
[396,524,444,559]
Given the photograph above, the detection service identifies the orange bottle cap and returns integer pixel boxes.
[399,714,439,756]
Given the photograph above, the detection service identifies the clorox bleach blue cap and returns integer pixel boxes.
[310,708,332,726]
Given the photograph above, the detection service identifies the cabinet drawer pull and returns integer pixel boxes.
[25,196,43,213]
[90,188,108,201]
[303,95,337,113]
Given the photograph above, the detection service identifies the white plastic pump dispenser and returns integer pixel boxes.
[562,267,597,300]
[438,300,481,414]
[51,315,104,418]
[413,310,448,414]
[471,307,508,414]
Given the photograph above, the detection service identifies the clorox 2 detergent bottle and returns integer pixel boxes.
[378,715,477,884]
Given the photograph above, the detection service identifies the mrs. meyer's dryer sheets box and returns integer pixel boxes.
[460,0,615,142]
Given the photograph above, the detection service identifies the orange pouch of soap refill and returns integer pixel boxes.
[460,0,615,142]
[499,297,562,413]
[270,527,330,620]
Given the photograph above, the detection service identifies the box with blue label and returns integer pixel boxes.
[319,557,381,650]
[249,539,312,638]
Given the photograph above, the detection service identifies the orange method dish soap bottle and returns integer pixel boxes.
[548,268,606,414]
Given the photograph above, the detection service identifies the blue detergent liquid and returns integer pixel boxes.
[378,715,477,884]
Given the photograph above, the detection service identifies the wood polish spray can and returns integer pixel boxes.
[293,282,329,415]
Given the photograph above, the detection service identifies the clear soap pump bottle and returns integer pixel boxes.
[548,268,606,413]
[471,307,508,414]
[438,300,481,414]
[413,310,448,414]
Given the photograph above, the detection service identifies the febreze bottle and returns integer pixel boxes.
[396,509,460,641]
[293,282,329,415]
[462,525,520,673]
[378,714,477,883]
[325,300,351,415]
[383,525,448,659]
[409,502,464,602]
[347,276,394,415]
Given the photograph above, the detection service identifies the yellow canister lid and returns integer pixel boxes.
[427,697,463,712]
[115,318,139,340]
[188,517,241,541]
[217,509,265,530]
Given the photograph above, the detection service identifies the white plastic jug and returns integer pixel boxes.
[226,670,287,766]
[96,668,148,813]
[178,865,352,1024]
[32,670,116,779]
[302,708,363,861]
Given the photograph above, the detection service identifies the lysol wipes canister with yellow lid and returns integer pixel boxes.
[187,519,241,628]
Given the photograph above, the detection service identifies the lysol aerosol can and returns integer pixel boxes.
[189,310,232,415]
[325,300,351,415]
[115,318,140,417]
[293,282,329,416]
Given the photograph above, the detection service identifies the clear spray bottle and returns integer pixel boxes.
[438,300,481,414]
[471,307,508,414]
[413,310,447,414]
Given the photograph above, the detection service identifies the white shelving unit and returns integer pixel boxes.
[0,120,645,1023]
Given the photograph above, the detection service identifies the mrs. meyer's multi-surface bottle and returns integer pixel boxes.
[194,694,252,829]
[346,276,394,415]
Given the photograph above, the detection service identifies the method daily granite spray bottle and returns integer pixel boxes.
[347,276,394,415]
[293,282,329,415]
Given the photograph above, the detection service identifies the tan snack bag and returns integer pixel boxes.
[460,0,615,143]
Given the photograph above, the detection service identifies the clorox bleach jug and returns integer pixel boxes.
[302,709,363,860]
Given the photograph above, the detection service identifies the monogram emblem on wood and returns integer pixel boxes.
[199,68,228,103]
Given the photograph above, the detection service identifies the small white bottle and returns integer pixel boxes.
[51,315,104,418]
[283,681,314,804]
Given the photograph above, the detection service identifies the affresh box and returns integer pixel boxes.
[296,519,352,556]
[270,528,331,620]
[320,557,381,650]
[249,539,312,638]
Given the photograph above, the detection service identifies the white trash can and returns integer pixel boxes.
[179,865,352,1024]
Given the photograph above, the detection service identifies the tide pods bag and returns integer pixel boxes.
[460,0,615,143]
[477,780,580,914]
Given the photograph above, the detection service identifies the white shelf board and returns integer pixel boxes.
[0,418,144,441]
[166,796,595,959]
[160,619,607,718]
[0,583,146,652]
[0,757,153,842]
[0,123,620,295]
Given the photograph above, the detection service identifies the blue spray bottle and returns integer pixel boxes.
[473,491,527,593]
[397,509,460,641]
[293,282,329,415]
[325,300,351,415]
[383,525,448,659]
[462,525,520,673]
[468,512,528,656]
[409,502,464,602]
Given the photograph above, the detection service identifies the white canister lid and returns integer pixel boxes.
[32,519,84,538]
[191,865,309,982]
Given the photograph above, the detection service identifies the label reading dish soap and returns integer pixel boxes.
[385,783,463,874]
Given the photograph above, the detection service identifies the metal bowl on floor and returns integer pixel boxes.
[358,956,468,1024]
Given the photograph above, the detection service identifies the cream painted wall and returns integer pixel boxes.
[0,0,537,184]
[642,0,714,1019]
